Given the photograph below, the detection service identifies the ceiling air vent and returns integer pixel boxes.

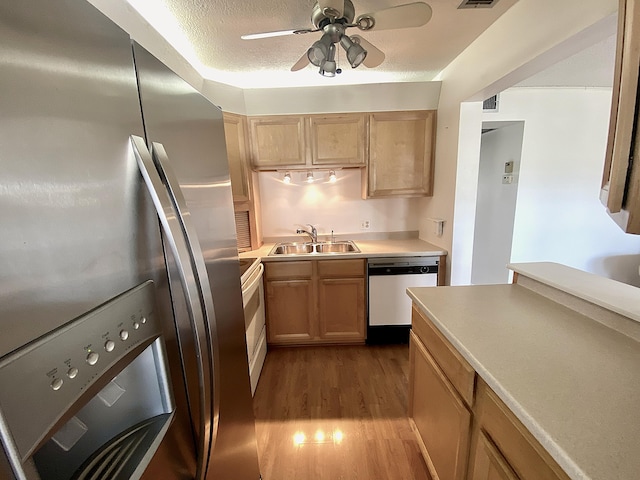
[458,0,499,8]
[483,94,499,112]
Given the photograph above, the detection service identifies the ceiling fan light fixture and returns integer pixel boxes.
[340,35,367,68]
[319,60,337,77]
[307,32,333,66]
[319,43,337,77]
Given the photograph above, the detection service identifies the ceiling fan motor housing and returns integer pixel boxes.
[311,0,355,29]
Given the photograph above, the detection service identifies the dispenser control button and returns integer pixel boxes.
[67,367,78,379]
[119,330,129,341]
[51,378,63,391]
[86,352,99,366]
[133,322,140,330]
[105,340,115,352]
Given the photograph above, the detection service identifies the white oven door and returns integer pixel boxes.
[241,263,266,395]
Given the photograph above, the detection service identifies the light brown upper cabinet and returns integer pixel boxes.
[248,115,307,168]
[248,113,367,169]
[365,110,436,198]
[223,112,262,251]
[308,114,367,166]
[601,0,640,233]
[224,112,252,203]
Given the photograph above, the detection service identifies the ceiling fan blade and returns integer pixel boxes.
[318,0,344,19]
[351,35,385,68]
[356,2,433,32]
[241,28,314,40]
[291,52,310,72]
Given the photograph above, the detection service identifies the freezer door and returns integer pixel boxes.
[0,1,197,478]
[132,44,260,479]
[0,0,143,356]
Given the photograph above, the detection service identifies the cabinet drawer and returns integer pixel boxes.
[411,306,475,407]
[265,261,312,280]
[317,259,365,278]
[475,380,570,480]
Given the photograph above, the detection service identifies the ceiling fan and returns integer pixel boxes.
[241,0,433,77]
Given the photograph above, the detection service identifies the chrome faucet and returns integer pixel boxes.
[296,224,317,243]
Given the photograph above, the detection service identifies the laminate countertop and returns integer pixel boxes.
[407,265,640,480]
[240,237,447,261]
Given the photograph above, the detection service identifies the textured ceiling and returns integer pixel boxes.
[127,0,519,88]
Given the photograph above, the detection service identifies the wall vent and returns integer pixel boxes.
[483,94,499,112]
[458,0,499,8]
[234,210,252,251]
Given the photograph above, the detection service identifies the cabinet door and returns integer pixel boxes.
[223,112,251,202]
[265,279,314,344]
[248,115,306,168]
[469,432,519,480]
[475,380,571,480]
[318,277,365,342]
[410,331,471,480]
[600,0,640,233]
[308,113,367,166]
[367,111,435,197]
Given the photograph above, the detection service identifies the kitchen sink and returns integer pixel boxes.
[269,240,360,256]
[270,243,315,255]
[315,242,359,253]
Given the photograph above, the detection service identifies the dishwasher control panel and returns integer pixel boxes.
[367,257,439,276]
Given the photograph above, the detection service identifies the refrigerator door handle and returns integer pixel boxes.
[130,135,215,480]
[149,141,223,474]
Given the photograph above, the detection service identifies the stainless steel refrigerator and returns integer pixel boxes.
[0,1,261,479]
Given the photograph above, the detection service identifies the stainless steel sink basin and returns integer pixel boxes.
[270,242,315,255]
[315,241,359,253]
[269,240,360,255]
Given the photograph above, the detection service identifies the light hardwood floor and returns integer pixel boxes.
[253,345,432,480]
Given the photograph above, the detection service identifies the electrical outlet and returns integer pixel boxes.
[361,220,370,230]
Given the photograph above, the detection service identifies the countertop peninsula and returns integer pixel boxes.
[407,262,640,480]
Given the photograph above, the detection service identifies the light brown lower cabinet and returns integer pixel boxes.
[265,259,365,345]
[410,331,471,480]
[471,380,571,480]
[410,305,571,480]
[469,431,518,480]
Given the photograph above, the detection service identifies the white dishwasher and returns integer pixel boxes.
[367,257,439,344]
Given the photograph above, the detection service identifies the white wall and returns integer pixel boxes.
[471,122,524,284]
[258,170,421,239]
[485,88,640,286]
[418,0,617,285]
[242,82,441,116]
